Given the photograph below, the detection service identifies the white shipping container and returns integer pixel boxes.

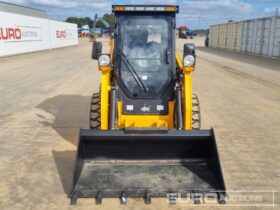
[209,26,213,47]
[209,16,280,58]
[209,25,220,48]
[232,22,242,52]
[227,23,233,50]
[271,17,280,57]
[217,24,222,48]
[253,18,272,56]
[214,25,220,48]
[219,24,228,49]
[235,22,243,52]
[227,22,237,51]
[241,20,254,53]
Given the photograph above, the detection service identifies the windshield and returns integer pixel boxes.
[119,16,171,98]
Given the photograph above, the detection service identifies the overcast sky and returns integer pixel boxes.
[4,0,280,29]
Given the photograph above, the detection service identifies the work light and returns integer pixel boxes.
[98,54,110,66]
[183,55,195,67]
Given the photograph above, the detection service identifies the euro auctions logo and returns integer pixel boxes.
[56,30,66,38]
[56,29,74,39]
[0,27,21,40]
[0,26,42,42]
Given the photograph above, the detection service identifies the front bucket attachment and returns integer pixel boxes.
[70,129,226,204]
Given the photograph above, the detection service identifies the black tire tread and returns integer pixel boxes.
[192,93,201,130]
[90,92,101,129]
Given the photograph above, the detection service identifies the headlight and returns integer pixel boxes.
[183,55,195,67]
[98,54,110,66]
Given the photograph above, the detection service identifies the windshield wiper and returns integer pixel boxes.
[121,53,149,92]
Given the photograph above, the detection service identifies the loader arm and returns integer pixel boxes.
[176,51,193,129]
[100,65,111,130]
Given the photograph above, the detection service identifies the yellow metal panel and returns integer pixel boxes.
[99,66,112,72]
[100,69,111,130]
[99,41,114,130]
[183,72,192,129]
[183,66,194,72]
[176,51,183,70]
[167,101,175,128]
[117,101,174,128]
[176,50,193,130]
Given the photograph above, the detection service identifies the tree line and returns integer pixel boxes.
[65,14,115,28]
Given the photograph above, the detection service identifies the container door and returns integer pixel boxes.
[272,17,280,57]
[247,21,254,53]
[219,25,223,48]
[232,23,238,51]
[254,20,262,54]
[262,19,272,56]
[236,22,242,51]
[241,21,248,52]
[255,19,271,56]
[228,23,233,51]
[224,24,229,49]
[241,21,254,53]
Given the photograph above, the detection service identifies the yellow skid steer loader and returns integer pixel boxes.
[70,5,226,205]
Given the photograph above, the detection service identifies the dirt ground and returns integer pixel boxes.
[0,37,280,210]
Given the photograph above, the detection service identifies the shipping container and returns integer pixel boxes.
[209,16,280,58]
[220,24,228,49]
[209,25,220,48]
[227,22,235,50]
[236,22,243,52]
[241,20,254,53]
[254,18,272,56]
[271,17,280,57]
[228,22,240,51]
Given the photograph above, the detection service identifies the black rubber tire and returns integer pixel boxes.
[90,93,101,129]
[192,94,201,129]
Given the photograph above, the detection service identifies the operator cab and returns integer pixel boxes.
[114,5,178,114]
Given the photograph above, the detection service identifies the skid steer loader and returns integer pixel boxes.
[70,5,226,205]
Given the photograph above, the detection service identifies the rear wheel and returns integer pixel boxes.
[90,93,101,129]
[192,94,201,129]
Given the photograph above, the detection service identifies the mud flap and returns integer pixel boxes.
[70,129,226,204]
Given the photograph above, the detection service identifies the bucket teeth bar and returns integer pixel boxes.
[120,192,127,204]
[70,191,78,205]
[144,190,151,204]
[96,191,102,204]
[70,129,226,204]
